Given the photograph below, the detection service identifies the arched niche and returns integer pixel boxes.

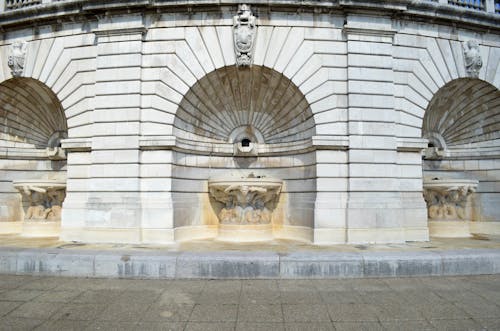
[0,77,67,234]
[0,77,67,151]
[171,65,316,243]
[423,78,500,153]
[422,78,500,234]
[174,65,316,145]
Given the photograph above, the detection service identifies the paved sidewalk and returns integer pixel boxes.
[0,274,499,330]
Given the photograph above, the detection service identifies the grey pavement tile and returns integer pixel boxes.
[184,322,236,331]
[282,304,331,322]
[417,303,472,320]
[0,301,23,317]
[33,290,82,303]
[349,279,392,292]
[7,301,64,319]
[34,319,91,331]
[333,321,385,331]
[97,302,151,322]
[237,304,283,322]
[432,289,485,303]
[377,303,426,321]
[241,280,279,292]
[1,289,45,301]
[475,289,500,305]
[327,303,381,322]
[71,289,123,304]
[85,321,139,331]
[18,277,71,290]
[399,290,448,305]
[157,289,201,305]
[141,303,194,322]
[381,320,435,331]
[478,318,500,330]
[117,289,162,303]
[50,303,107,321]
[311,280,355,292]
[197,291,241,304]
[0,278,24,290]
[357,291,401,305]
[135,321,186,331]
[204,280,242,293]
[164,280,207,293]
[0,316,45,331]
[285,322,335,331]
[384,278,426,291]
[429,318,485,331]
[320,290,363,304]
[454,300,500,319]
[54,279,110,291]
[239,290,281,304]
[278,280,316,292]
[189,304,238,322]
[420,277,475,291]
[280,290,323,304]
[236,322,285,331]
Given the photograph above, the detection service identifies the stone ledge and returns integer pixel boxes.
[0,247,498,279]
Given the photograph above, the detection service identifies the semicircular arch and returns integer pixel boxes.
[173,65,316,144]
[422,78,500,149]
[0,77,67,150]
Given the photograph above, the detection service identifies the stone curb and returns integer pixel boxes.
[0,247,499,279]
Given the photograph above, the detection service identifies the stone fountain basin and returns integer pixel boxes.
[13,179,66,193]
[423,178,478,190]
[208,177,282,189]
[208,177,282,242]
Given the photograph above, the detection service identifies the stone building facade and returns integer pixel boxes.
[0,0,499,244]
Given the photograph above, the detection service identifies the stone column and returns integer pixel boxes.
[344,15,428,243]
[84,15,145,243]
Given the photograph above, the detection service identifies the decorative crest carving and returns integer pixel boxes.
[7,41,27,77]
[463,40,482,78]
[233,4,256,66]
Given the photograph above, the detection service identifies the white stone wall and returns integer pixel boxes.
[0,3,498,243]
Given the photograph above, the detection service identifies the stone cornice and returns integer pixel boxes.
[0,0,498,32]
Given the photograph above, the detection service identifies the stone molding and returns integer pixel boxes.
[139,135,350,155]
[0,1,498,31]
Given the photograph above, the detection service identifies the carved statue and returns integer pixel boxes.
[233,4,256,66]
[8,41,27,77]
[463,40,482,78]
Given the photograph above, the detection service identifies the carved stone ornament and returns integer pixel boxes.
[7,41,27,77]
[13,180,66,222]
[423,179,477,221]
[209,176,281,225]
[233,4,256,66]
[463,40,482,78]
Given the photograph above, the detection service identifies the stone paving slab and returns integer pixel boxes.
[0,274,499,331]
[0,246,499,279]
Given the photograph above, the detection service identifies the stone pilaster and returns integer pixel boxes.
[344,15,428,243]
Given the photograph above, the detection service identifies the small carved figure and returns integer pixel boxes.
[233,4,256,66]
[8,41,27,77]
[463,40,482,78]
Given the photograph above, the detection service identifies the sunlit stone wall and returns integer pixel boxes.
[0,0,498,243]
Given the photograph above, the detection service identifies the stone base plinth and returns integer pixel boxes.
[0,221,22,234]
[429,220,471,238]
[217,224,273,242]
[22,221,60,237]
